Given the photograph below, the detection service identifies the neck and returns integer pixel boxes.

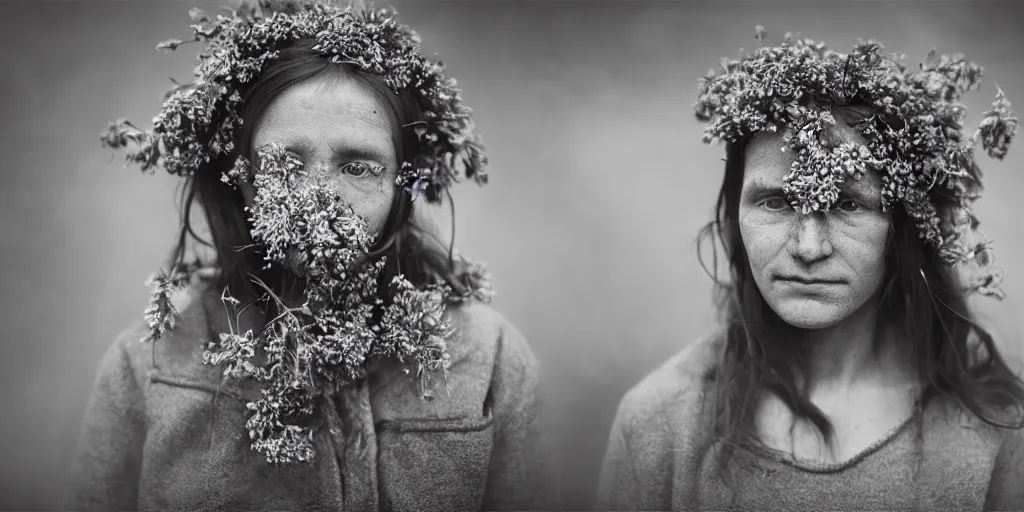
[799,300,903,391]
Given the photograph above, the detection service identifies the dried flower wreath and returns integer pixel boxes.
[695,26,1017,298]
[101,0,493,464]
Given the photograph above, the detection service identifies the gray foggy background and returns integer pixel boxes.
[1,0,1023,509]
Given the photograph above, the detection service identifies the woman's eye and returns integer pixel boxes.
[837,198,862,212]
[339,162,382,177]
[760,197,789,211]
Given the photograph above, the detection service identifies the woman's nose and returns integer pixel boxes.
[788,213,834,264]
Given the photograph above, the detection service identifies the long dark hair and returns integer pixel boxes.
[697,133,1024,472]
[167,39,476,323]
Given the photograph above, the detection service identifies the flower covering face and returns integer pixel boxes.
[739,116,890,329]
[210,136,456,463]
[205,77,459,464]
[240,76,399,273]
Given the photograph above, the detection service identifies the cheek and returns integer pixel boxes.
[836,219,889,286]
[835,215,892,272]
[739,207,789,272]
[333,177,397,233]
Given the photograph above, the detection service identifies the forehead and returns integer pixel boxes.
[743,121,882,192]
[253,77,395,157]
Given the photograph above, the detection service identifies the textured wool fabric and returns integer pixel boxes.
[65,282,555,512]
[596,335,1024,512]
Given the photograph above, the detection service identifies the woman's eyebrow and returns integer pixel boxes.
[263,136,391,164]
[743,179,786,197]
[327,138,391,163]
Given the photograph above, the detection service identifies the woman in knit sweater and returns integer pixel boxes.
[597,32,1024,511]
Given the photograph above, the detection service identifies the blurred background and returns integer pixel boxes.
[1,0,1022,509]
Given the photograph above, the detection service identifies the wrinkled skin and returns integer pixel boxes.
[739,119,891,330]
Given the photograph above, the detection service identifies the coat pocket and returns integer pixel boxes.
[376,413,495,512]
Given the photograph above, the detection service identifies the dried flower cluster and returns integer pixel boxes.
[100,0,487,203]
[695,28,1018,297]
[141,262,201,343]
[143,144,490,463]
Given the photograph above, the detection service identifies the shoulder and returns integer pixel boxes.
[444,300,538,378]
[444,300,540,413]
[445,300,526,349]
[985,423,1024,511]
[370,300,538,420]
[600,332,723,494]
[103,280,233,395]
[615,332,723,438]
[920,397,1024,510]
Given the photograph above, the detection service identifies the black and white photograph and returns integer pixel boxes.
[1,0,1022,510]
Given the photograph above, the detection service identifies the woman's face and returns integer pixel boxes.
[738,122,890,330]
[243,75,399,234]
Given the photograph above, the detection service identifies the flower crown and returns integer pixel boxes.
[695,27,1018,298]
[100,0,487,203]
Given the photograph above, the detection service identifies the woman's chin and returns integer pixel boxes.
[768,298,848,330]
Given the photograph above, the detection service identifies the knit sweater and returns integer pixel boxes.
[596,335,1024,512]
[65,283,554,512]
